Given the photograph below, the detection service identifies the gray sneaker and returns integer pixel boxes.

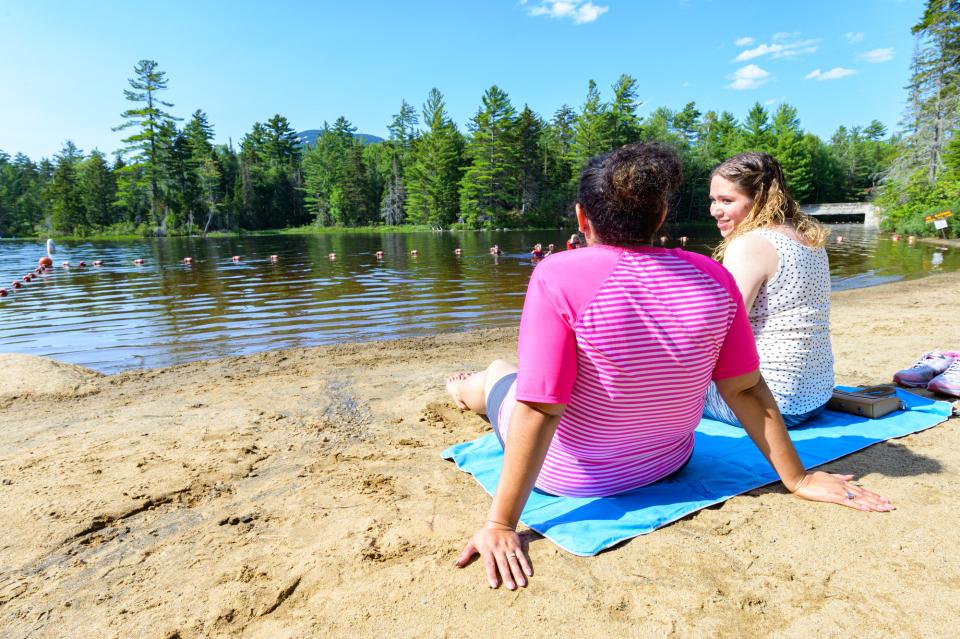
[893,351,957,388]
[928,356,960,397]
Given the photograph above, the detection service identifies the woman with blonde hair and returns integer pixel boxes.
[705,152,833,428]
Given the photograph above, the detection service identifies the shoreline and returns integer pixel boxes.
[918,236,960,249]
[1,273,959,637]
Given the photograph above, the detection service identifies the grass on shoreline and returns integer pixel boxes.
[6,223,583,241]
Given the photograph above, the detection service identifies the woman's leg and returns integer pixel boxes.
[782,402,828,428]
[446,359,517,415]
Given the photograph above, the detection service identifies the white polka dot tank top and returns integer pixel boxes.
[748,228,834,414]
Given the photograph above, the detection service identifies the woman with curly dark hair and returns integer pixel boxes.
[446,143,891,591]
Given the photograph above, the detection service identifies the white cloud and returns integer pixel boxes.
[859,47,894,63]
[735,36,755,47]
[765,98,777,105]
[525,0,609,24]
[805,67,856,81]
[772,31,798,42]
[727,64,771,90]
[845,32,865,44]
[734,38,820,61]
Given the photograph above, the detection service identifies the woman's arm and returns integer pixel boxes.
[722,233,779,313]
[455,400,565,590]
[715,369,894,511]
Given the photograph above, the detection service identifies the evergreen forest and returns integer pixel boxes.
[1,0,956,239]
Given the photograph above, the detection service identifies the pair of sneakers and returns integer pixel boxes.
[893,351,960,397]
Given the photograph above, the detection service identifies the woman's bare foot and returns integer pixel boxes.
[446,372,473,410]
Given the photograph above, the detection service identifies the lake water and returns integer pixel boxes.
[1,224,956,373]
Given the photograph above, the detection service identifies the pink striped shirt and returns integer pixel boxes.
[497,244,758,497]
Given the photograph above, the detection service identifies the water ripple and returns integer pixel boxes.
[1,226,956,373]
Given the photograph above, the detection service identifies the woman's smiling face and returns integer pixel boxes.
[709,176,753,238]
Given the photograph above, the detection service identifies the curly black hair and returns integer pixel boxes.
[577,143,683,245]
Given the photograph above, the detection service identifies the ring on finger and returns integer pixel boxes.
[506,553,517,559]
[845,491,855,499]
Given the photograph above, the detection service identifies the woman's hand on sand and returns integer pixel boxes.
[455,522,532,590]
[792,471,895,512]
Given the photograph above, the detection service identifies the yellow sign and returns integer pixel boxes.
[924,210,953,223]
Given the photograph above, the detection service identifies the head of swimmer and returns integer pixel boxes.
[575,143,683,247]
[709,152,799,240]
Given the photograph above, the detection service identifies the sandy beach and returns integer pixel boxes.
[1,272,959,639]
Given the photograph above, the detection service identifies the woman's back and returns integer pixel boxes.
[507,245,757,497]
[747,228,833,415]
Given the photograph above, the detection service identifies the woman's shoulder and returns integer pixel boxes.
[727,230,781,257]
[723,231,781,280]
[756,224,826,250]
[666,249,742,295]
[532,245,621,281]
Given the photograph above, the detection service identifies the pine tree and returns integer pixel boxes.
[387,100,419,153]
[672,102,702,148]
[539,105,578,220]
[404,90,464,226]
[459,86,521,226]
[263,114,304,227]
[908,0,960,182]
[50,141,86,234]
[113,60,180,232]
[379,100,420,225]
[380,154,406,225]
[609,74,641,148]
[183,110,223,233]
[742,102,771,152]
[771,104,814,202]
[517,105,544,216]
[571,80,612,171]
[80,150,117,227]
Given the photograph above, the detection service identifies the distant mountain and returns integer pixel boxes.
[297,130,384,147]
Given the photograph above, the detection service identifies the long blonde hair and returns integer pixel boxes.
[711,152,828,260]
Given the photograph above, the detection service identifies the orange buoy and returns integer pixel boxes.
[22,275,31,282]
[232,256,240,262]
[39,256,53,268]
[78,261,86,267]
[183,257,193,264]
[12,281,22,289]
[375,251,384,259]
[0,288,7,297]
[133,258,144,265]
[269,255,279,262]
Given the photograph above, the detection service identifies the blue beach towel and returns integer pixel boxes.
[441,388,953,557]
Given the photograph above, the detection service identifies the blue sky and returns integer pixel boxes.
[0,0,923,160]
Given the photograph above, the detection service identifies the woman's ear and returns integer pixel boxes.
[576,203,597,245]
[575,203,588,234]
